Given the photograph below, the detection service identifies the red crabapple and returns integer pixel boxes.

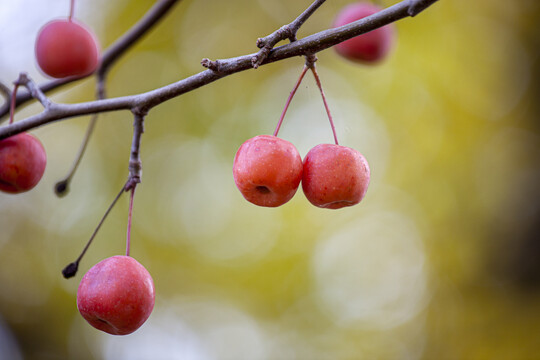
[333,2,395,63]
[77,255,155,336]
[35,19,100,78]
[0,133,47,194]
[302,144,370,209]
[233,135,303,207]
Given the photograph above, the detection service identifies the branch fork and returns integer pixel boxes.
[14,73,54,111]
[201,58,223,73]
[251,0,328,68]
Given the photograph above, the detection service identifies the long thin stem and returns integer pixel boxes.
[61,181,127,278]
[273,66,309,137]
[127,113,144,184]
[69,0,75,21]
[125,186,136,257]
[124,113,145,257]
[55,80,106,197]
[54,114,98,196]
[310,65,338,145]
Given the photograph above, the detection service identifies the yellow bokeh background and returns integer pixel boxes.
[1,0,539,359]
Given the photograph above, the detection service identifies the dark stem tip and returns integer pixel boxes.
[54,180,69,197]
[62,262,79,279]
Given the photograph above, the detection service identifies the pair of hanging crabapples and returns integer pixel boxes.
[233,2,394,210]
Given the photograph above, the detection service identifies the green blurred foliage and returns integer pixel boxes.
[1,0,540,359]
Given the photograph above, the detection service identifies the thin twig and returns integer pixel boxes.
[54,113,99,196]
[0,0,440,140]
[125,186,136,257]
[273,66,309,137]
[252,0,327,68]
[126,112,145,190]
[61,181,128,278]
[310,64,338,145]
[123,112,145,258]
[54,77,106,197]
[69,0,75,21]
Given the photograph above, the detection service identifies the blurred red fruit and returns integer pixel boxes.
[35,19,100,78]
[333,2,395,63]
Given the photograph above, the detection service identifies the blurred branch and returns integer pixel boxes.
[53,81,105,197]
[97,0,180,79]
[0,81,11,100]
[0,0,440,140]
[0,0,182,121]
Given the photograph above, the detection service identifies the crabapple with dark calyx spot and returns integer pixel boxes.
[302,143,370,209]
[333,2,395,64]
[0,133,47,194]
[35,19,100,78]
[76,255,155,336]
[233,135,303,207]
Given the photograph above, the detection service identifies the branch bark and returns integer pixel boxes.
[0,0,439,140]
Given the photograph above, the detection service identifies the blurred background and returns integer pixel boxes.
[1,0,539,359]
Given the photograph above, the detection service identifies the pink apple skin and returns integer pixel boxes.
[233,135,303,207]
[302,144,370,209]
[333,2,395,63]
[77,256,155,336]
[35,19,100,78]
[0,133,47,194]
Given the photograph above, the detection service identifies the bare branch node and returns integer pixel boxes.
[304,53,318,68]
[15,73,53,110]
[252,25,295,69]
[201,58,223,73]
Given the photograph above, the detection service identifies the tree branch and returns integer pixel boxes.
[0,0,182,121]
[0,0,439,141]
